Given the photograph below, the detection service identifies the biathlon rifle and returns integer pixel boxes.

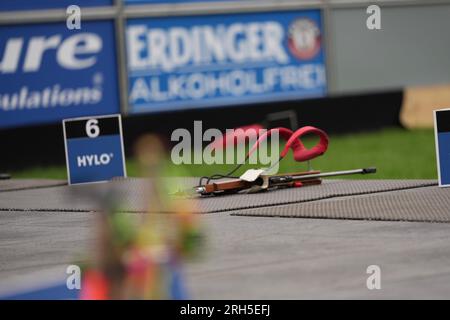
[195,167,377,196]
[193,126,377,197]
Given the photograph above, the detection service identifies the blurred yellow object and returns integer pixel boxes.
[400,84,450,129]
[80,134,204,300]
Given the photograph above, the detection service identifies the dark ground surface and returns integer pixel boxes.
[1,178,450,299]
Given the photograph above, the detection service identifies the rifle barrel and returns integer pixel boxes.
[196,167,377,195]
[289,167,376,181]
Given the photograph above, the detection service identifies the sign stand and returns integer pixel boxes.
[63,114,127,185]
[434,108,450,187]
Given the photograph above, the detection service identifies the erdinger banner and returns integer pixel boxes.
[0,0,112,11]
[0,21,119,128]
[126,10,327,113]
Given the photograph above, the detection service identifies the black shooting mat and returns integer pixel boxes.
[0,178,440,221]
[230,185,450,223]
[0,179,67,193]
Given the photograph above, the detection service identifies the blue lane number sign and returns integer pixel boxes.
[434,109,450,187]
[63,114,126,185]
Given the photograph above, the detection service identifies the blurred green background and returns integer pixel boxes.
[12,127,437,180]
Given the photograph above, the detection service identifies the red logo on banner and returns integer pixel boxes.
[288,18,321,60]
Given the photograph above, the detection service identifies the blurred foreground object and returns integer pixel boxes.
[401,84,450,129]
[80,134,204,300]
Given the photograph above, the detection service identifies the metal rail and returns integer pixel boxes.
[1,0,450,24]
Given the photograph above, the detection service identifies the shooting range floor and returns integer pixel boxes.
[1,178,450,299]
[0,177,445,222]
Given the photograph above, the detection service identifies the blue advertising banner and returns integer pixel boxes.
[126,10,327,113]
[0,21,119,128]
[0,0,112,11]
[434,109,450,187]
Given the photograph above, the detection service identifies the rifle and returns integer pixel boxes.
[195,167,377,196]
[193,126,376,196]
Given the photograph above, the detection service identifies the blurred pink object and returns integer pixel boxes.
[80,270,109,300]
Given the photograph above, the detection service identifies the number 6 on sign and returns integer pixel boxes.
[63,114,127,185]
[86,119,100,138]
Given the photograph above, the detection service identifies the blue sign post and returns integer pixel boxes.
[434,109,450,187]
[125,9,327,113]
[63,114,126,185]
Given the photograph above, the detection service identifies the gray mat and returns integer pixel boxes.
[0,179,66,192]
[0,178,437,215]
[231,185,450,223]
[191,179,437,214]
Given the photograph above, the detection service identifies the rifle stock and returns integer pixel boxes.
[195,167,376,196]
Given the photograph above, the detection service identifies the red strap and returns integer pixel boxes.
[280,126,329,162]
[237,126,328,163]
[209,124,264,150]
[246,127,296,159]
